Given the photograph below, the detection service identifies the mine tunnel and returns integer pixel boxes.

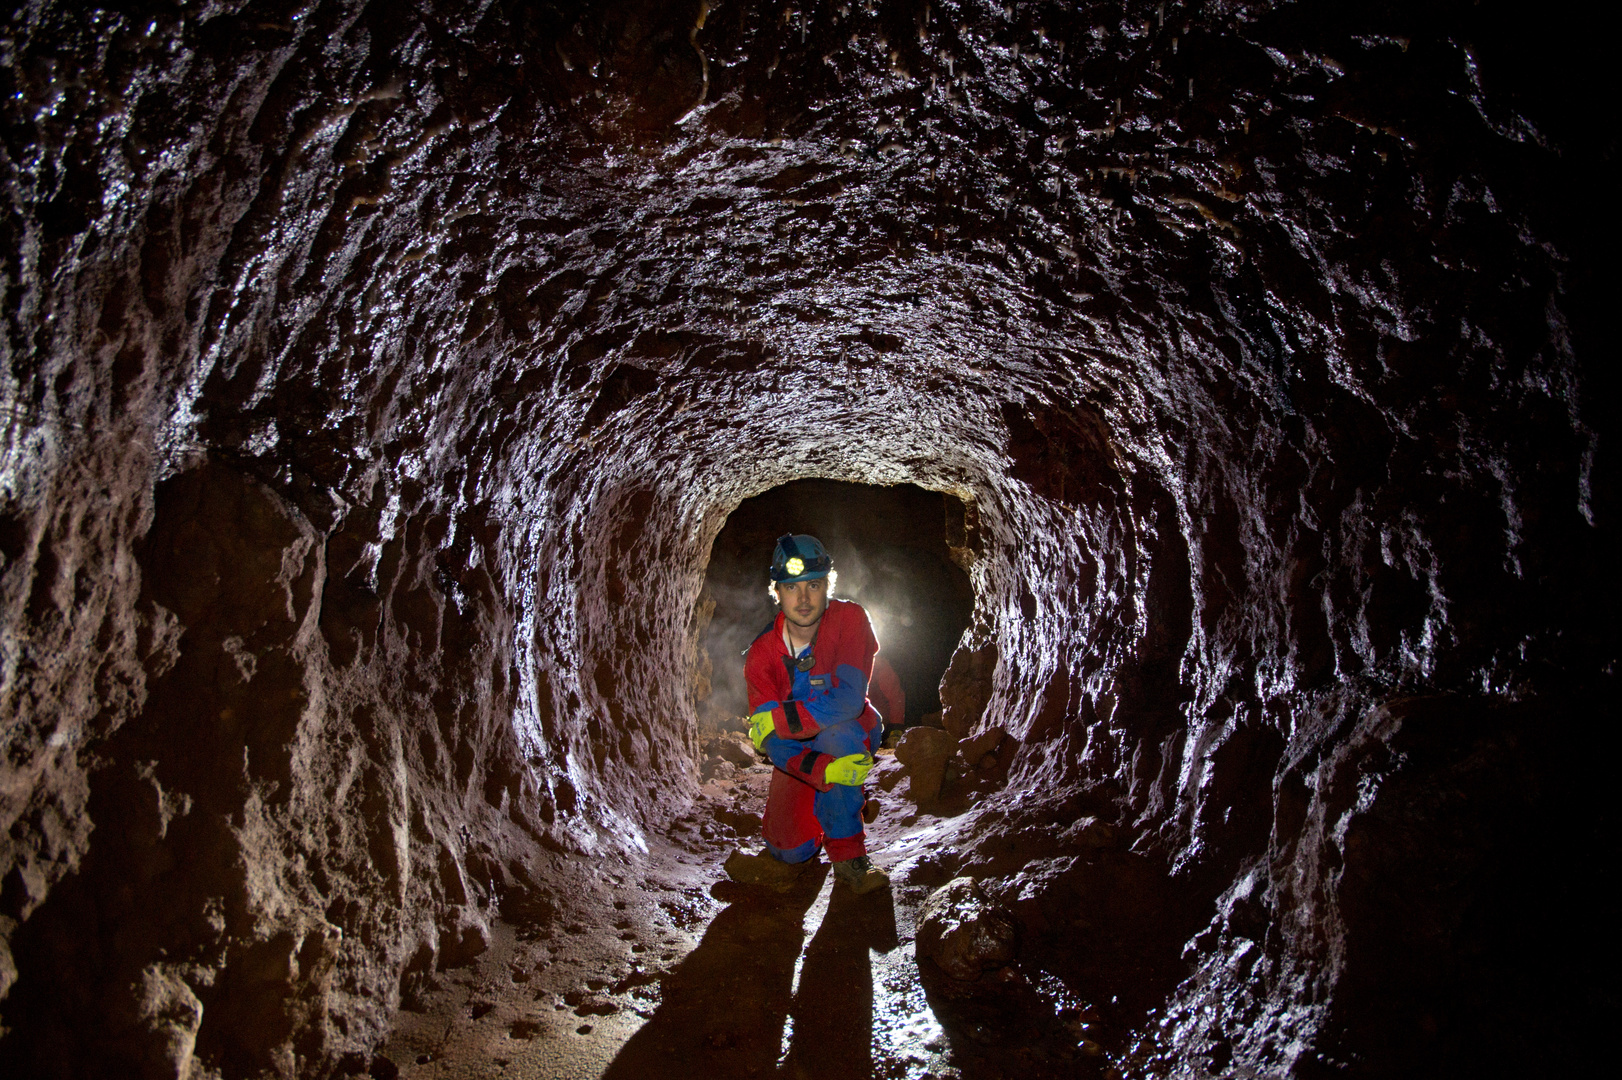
[0,1,1614,1078]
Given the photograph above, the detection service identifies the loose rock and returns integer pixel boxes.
[959,724,1006,767]
[894,727,956,804]
[916,877,1019,982]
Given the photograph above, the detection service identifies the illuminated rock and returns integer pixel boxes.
[0,1,1608,1076]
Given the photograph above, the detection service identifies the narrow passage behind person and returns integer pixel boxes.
[725,534,889,895]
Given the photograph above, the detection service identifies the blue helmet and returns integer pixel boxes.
[770,534,833,583]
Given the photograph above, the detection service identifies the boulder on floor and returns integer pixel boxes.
[894,727,955,803]
[916,876,1018,983]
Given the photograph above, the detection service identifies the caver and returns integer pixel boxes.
[726,534,890,895]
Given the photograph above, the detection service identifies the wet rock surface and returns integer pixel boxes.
[0,0,1614,1077]
[916,877,1017,983]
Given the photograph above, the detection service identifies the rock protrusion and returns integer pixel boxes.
[916,877,1018,983]
[940,643,997,740]
[894,727,955,803]
[960,724,1006,768]
[97,964,205,1080]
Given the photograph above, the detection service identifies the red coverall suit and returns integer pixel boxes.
[745,598,883,864]
[869,653,905,731]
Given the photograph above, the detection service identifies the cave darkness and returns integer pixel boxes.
[0,1,1615,1079]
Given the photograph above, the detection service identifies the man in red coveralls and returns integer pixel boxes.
[724,534,890,894]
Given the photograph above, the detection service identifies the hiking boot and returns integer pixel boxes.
[724,849,806,891]
[832,855,889,895]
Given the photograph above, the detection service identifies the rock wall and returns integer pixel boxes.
[0,1,1612,1076]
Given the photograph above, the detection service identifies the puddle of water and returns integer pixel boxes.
[873,945,954,1079]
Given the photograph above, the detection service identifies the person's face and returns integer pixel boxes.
[775,577,829,630]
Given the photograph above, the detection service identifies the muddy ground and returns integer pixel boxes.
[374,750,1106,1080]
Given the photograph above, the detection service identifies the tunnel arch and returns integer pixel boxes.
[497,374,1164,848]
[0,1,1610,1077]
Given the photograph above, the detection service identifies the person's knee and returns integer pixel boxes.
[766,837,822,864]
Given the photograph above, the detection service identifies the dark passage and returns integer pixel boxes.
[700,481,976,730]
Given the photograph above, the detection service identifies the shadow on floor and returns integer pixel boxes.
[604,870,898,1079]
[779,880,900,1079]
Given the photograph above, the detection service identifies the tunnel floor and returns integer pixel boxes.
[374,752,1098,1080]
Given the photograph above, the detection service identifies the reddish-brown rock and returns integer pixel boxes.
[895,726,956,804]
[959,724,1006,768]
[916,877,1019,983]
[0,1,1610,1076]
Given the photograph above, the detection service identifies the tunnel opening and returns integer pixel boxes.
[697,480,977,737]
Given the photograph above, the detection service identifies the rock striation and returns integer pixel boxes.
[0,1,1612,1076]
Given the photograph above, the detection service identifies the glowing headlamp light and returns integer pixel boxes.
[772,533,831,581]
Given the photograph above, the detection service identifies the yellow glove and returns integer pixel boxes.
[748,710,775,751]
[825,752,875,786]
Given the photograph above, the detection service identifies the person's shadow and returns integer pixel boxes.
[777,882,899,1079]
[604,872,897,1079]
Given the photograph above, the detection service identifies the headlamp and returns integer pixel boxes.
[771,533,832,582]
